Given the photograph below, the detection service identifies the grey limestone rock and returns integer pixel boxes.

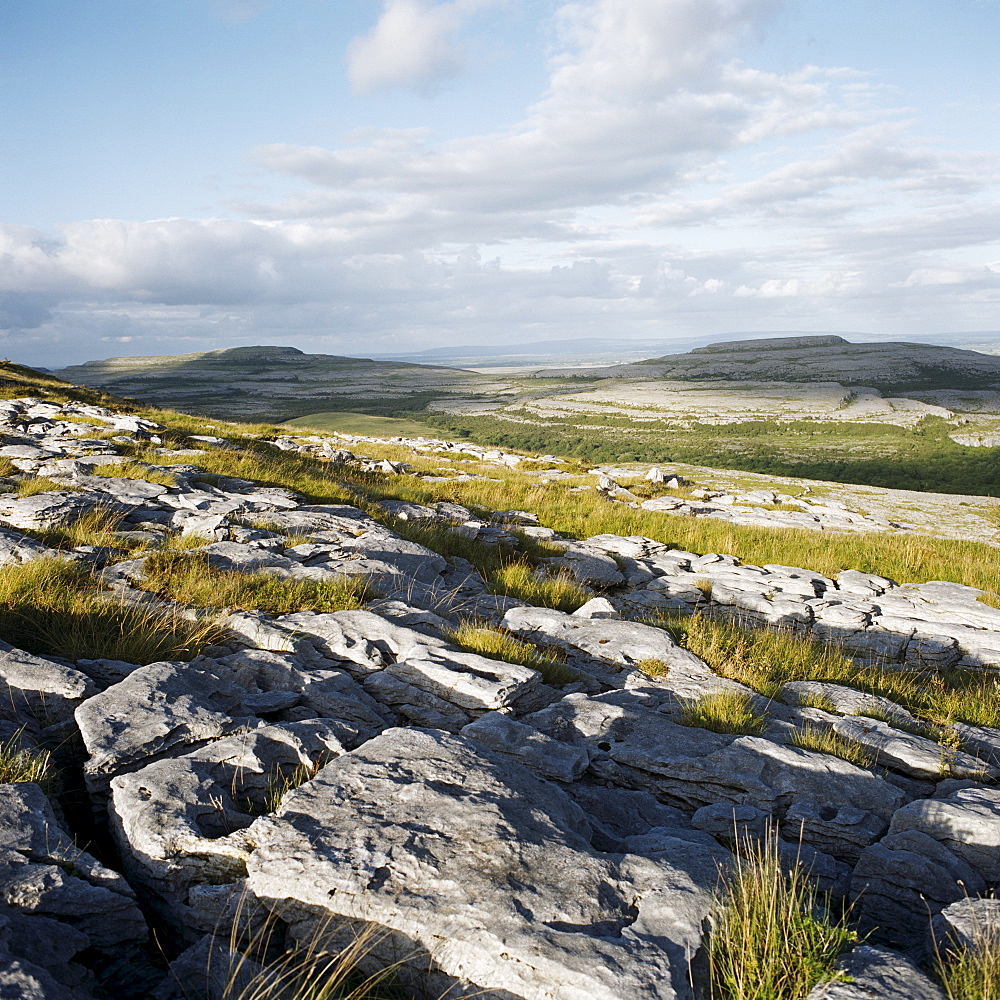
[461,712,590,782]
[0,958,93,1000]
[109,722,352,926]
[931,896,1000,955]
[888,784,1000,881]
[525,691,904,861]
[0,783,146,954]
[387,646,539,711]
[804,945,945,999]
[0,642,95,726]
[502,606,713,692]
[851,829,985,944]
[0,525,64,569]
[75,659,261,794]
[0,492,108,530]
[831,716,996,781]
[247,727,722,1000]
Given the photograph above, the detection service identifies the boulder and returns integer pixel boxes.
[805,945,945,999]
[888,784,1000,881]
[851,830,985,944]
[461,713,590,783]
[247,728,723,1000]
[109,721,352,927]
[0,783,146,954]
[75,659,260,795]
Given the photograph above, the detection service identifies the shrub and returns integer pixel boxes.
[708,831,856,1000]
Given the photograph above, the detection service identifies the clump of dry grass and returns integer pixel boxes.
[678,691,765,736]
[934,902,1000,1000]
[790,723,875,769]
[0,558,225,663]
[708,831,856,1000]
[636,657,670,679]
[446,621,578,686]
[0,729,52,787]
[141,551,372,615]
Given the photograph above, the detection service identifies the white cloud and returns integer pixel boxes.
[3,0,1000,366]
[347,0,500,94]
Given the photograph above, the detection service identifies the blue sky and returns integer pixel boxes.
[2,0,999,365]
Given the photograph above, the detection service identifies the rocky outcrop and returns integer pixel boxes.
[0,391,998,997]
[247,728,727,1000]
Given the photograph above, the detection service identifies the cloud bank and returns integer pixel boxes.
[3,0,999,365]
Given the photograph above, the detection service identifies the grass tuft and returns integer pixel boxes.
[0,558,224,663]
[636,657,671,679]
[790,723,875,769]
[708,831,856,1000]
[0,729,52,787]
[678,691,765,736]
[446,621,578,686]
[934,906,1000,1000]
[141,551,372,615]
[486,563,590,613]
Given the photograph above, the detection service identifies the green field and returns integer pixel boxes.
[283,410,454,439]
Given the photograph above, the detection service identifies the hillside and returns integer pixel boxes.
[54,344,487,422]
[0,360,998,997]
[54,336,1000,497]
[547,334,1000,392]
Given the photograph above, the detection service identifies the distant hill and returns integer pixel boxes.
[54,345,479,423]
[543,335,1000,392]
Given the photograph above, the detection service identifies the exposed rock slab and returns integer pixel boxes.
[247,727,724,1000]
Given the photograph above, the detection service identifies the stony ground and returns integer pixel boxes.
[1,395,999,999]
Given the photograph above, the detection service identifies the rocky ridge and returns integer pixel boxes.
[0,395,996,998]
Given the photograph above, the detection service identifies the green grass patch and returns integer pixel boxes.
[85,460,178,486]
[141,551,372,614]
[708,831,856,1000]
[13,477,80,497]
[283,410,451,440]
[659,613,1000,730]
[0,729,52,787]
[445,621,578,686]
[0,559,224,663]
[678,691,765,736]
[636,657,671,679]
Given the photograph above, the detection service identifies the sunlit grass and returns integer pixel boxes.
[658,613,1000,729]
[141,550,372,614]
[445,621,578,686]
[708,831,856,1000]
[0,558,224,663]
[790,723,875,769]
[678,691,765,736]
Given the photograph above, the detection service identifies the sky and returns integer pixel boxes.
[1,0,999,367]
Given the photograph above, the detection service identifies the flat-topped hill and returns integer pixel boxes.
[54,345,479,422]
[548,335,1000,392]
